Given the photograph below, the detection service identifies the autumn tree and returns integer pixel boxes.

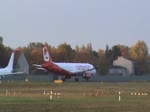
[0,37,4,56]
[19,42,44,72]
[0,37,12,67]
[111,45,130,59]
[111,45,121,60]
[105,45,113,66]
[94,45,112,75]
[86,43,99,66]
[56,42,73,62]
[0,37,3,45]
[0,46,12,67]
[98,49,108,75]
[130,40,149,75]
[119,45,130,58]
[74,43,93,63]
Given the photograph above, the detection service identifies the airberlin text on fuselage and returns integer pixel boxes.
[76,65,90,70]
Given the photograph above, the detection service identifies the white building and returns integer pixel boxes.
[112,56,135,76]
[109,66,127,76]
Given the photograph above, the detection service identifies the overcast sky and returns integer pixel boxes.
[0,0,150,51]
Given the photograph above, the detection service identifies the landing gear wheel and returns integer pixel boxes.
[62,76,66,82]
[62,78,66,82]
[75,77,79,81]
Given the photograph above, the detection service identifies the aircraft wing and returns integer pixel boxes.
[11,71,26,74]
[0,71,25,76]
[32,64,47,72]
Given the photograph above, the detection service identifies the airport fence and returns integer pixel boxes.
[1,74,150,82]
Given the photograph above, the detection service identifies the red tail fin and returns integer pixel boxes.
[43,47,52,62]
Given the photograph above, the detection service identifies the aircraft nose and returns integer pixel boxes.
[92,69,96,74]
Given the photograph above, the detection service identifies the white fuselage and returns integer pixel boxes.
[54,63,96,75]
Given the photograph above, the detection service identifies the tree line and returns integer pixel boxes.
[0,37,150,75]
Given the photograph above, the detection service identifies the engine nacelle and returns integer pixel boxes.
[82,72,91,80]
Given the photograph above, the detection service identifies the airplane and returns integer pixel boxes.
[0,51,25,79]
[33,46,96,81]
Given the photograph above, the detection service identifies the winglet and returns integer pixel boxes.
[43,47,52,62]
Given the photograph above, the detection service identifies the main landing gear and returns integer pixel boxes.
[75,77,79,81]
[62,77,66,81]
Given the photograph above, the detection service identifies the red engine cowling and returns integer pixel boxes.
[82,72,91,80]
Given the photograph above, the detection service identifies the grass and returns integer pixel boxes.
[0,81,150,112]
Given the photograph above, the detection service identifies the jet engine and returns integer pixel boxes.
[82,72,91,80]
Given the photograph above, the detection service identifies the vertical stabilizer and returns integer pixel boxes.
[43,47,52,62]
[6,52,14,69]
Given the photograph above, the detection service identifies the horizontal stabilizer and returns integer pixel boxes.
[36,67,47,71]
[32,64,42,67]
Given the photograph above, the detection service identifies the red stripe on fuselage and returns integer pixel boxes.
[42,62,72,77]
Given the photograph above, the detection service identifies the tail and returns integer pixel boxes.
[43,46,52,62]
[6,52,15,69]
